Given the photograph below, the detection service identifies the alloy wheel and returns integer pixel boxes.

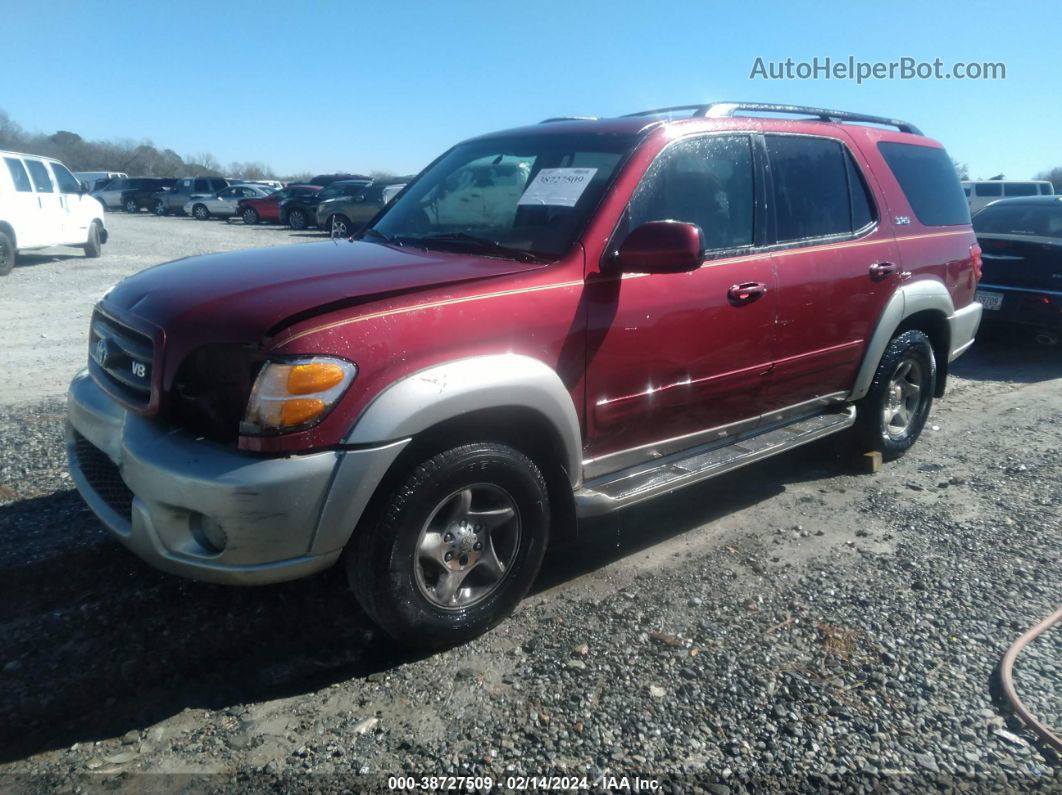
[883,357,924,438]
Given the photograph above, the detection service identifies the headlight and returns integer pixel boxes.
[241,356,357,434]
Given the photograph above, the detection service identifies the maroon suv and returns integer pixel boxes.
[66,102,982,646]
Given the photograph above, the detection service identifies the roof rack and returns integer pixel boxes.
[622,102,922,135]
[539,116,599,123]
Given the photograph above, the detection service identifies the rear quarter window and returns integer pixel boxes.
[878,142,970,226]
[4,158,33,192]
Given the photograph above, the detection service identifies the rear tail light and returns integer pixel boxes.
[970,244,983,282]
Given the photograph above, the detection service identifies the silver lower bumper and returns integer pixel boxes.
[947,301,982,362]
[66,370,408,585]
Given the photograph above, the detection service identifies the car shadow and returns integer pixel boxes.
[951,325,1062,384]
[14,252,84,269]
[0,438,849,762]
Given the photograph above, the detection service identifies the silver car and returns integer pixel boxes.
[185,184,273,219]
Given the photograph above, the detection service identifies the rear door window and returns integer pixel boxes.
[766,136,852,241]
[878,142,971,226]
[4,158,33,192]
[51,162,82,194]
[1003,182,1038,197]
[25,160,55,193]
[626,134,755,251]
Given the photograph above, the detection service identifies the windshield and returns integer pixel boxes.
[367,132,638,259]
[974,203,1062,238]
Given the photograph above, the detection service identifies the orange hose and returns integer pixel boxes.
[998,606,1062,753]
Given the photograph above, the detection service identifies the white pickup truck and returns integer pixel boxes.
[0,149,108,275]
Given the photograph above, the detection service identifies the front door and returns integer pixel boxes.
[49,161,89,244]
[760,133,901,417]
[584,134,776,478]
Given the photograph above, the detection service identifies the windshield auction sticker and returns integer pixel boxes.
[517,167,598,207]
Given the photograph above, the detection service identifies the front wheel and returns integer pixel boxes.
[154,201,168,216]
[192,204,210,220]
[83,222,102,258]
[854,329,936,459]
[348,442,550,647]
[242,207,259,225]
[124,198,140,214]
[288,208,308,230]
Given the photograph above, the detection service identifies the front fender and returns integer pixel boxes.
[346,354,583,488]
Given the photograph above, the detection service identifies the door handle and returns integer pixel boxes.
[728,281,768,305]
[869,261,897,280]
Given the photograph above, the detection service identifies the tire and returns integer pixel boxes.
[0,230,15,276]
[154,200,168,216]
[288,208,307,230]
[192,204,210,220]
[242,207,259,225]
[83,222,102,258]
[124,198,140,214]
[349,442,550,647]
[854,329,936,459]
[328,214,353,238]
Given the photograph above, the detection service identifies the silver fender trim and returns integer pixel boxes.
[849,280,955,402]
[345,354,583,488]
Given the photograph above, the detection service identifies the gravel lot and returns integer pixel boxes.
[0,214,1059,792]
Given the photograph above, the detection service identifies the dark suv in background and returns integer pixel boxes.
[92,177,175,211]
[309,173,370,187]
[120,178,177,213]
[280,179,369,229]
[152,177,230,216]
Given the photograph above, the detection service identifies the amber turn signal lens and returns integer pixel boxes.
[279,398,326,427]
[287,362,346,394]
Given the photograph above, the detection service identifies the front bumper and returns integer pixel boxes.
[946,300,983,362]
[66,370,408,585]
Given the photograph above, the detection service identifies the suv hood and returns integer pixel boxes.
[103,239,547,361]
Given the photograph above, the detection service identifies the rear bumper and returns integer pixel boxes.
[946,301,983,362]
[975,284,1062,332]
[66,370,408,585]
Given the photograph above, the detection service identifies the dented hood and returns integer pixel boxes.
[104,239,546,350]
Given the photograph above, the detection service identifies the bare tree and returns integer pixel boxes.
[951,159,969,181]
[1035,167,1062,193]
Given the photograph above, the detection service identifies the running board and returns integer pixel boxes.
[574,407,856,517]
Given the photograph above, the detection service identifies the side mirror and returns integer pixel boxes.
[610,221,704,274]
[79,182,89,195]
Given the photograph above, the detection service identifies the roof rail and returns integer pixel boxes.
[623,102,922,135]
[539,116,599,123]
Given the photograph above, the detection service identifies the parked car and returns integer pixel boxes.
[92,177,175,211]
[1,150,108,275]
[962,179,1054,214]
[229,179,284,191]
[308,173,371,187]
[237,184,320,225]
[152,177,231,216]
[972,195,1062,344]
[317,180,408,236]
[185,184,274,220]
[280,179,369,229]
[74,171,127,192]
[65,102,981,646]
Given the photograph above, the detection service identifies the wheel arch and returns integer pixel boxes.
[0,221,16,248]
[850,280,955,401]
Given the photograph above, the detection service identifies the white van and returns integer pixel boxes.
[1,150,108,276]
[962,180,1054,214]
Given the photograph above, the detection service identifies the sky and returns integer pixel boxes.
[1,0,1058,180]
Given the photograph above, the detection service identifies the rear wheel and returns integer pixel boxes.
[83,222,102,258]
[854,329,935,459]
[0,230,15,276]
[193,203,210,220]
[242,207,259,225]
[328,214,353,238]
[288,208,308,230]
[349,442,550,647]
[124,198,140,214]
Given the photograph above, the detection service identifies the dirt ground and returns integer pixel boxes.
[0,214,1058,791]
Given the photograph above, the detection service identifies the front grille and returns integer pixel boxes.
[88,311,154,408]
[73,432,134,520]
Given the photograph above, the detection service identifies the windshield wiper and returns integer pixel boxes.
[411,232,544,262]
[359,227,402,246]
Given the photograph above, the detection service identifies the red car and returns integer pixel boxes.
[67,102,981,646]
[236,183,320,224]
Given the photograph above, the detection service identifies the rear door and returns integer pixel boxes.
[23,158,63,247]
[761,133,901,418]
[3,156,43,248]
